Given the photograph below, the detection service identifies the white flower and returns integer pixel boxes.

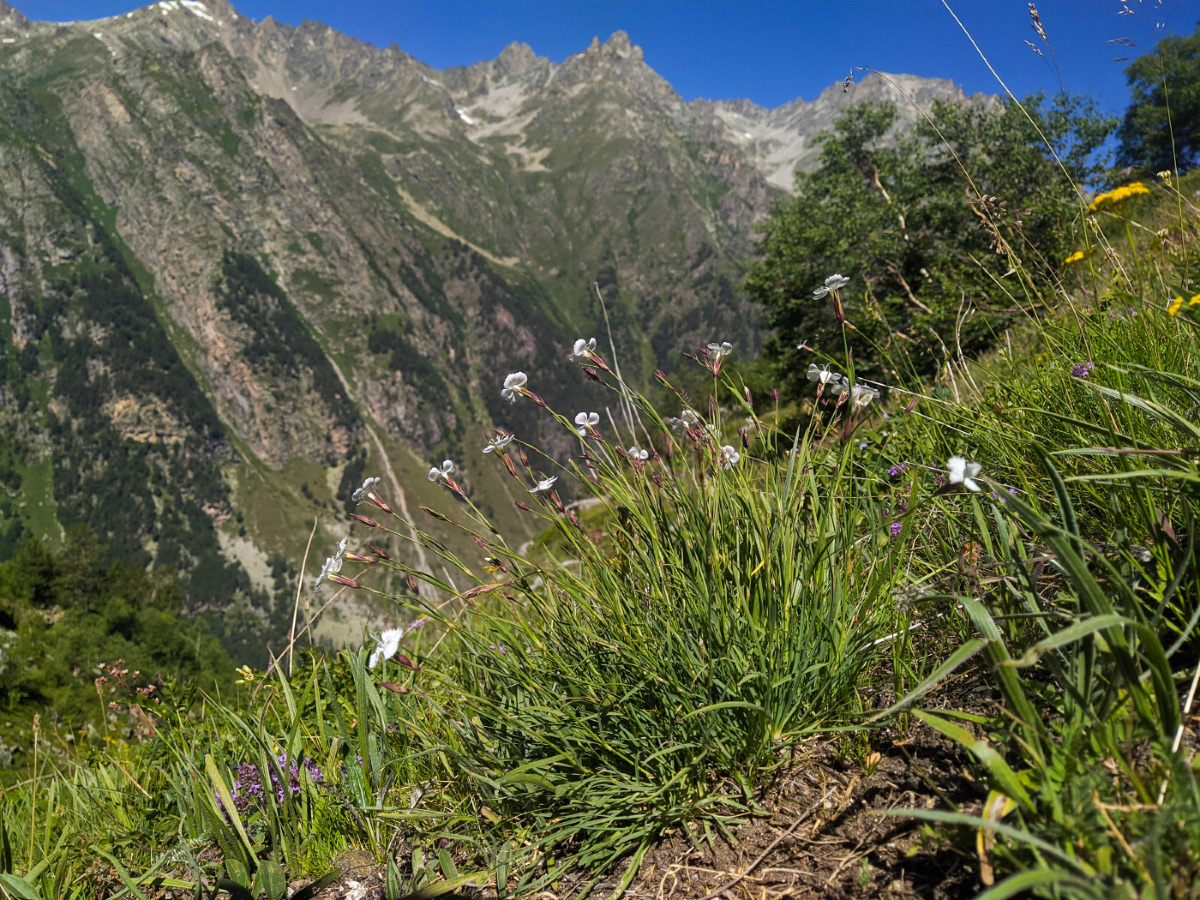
[483,432,513,453]
[807,363,841,385]
[574,411,600,437]
[719,445,740,470]
[704,423,719,440]
[796,340,810,351]
[351,476,381,504]
[812,274,850,298]
[501,372,527,403]
[569,338,597,361]
[682,409,700,426]
[627,445,649,461]
[529,475,558,493]
[313,536,349,592]
[706,341,733,358]
[368,627,405,670]
[947,456,982,492]
[850,383,879,413]
[427,459,455,482]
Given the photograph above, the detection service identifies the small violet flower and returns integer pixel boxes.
[812,274,850,299]
[947,456,982,492]
[1070,361,1095,379]
[888,462,908,478]
[574,411,600,437]
[427,459,455,483]
[501,372,527,404]
[529,475,558,493]
[889,521,903,537]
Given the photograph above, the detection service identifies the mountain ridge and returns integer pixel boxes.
[0,0,980,660]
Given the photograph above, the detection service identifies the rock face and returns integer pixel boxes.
[0,1,974,656]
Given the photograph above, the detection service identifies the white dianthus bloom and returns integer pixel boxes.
[569,338,597,361]
[351,476,381,504]
[574,411,600,437]
[706,341,733,358]
[313,537,349,592]
[813,274,850,298]
[501,372,527,403]
[483,433,513,453]
[947,456,982,492]
[427,459,454,482]
[627,445,649,461]
[719,445,741,470]
[530,475,558,493]
[681,409,700,426]
[807,363,841,385]
[850,384,879,413]
[368,628,404,670]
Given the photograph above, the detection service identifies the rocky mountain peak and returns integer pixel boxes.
[495,40,539,76]
[0,0,28,29]
[585,30,643,63]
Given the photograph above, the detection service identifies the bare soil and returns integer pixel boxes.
[300,721,984,900]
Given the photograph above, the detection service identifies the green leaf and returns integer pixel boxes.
[254,861,287,900]
[206,754,255,862]
[385,858,403,900]
[0,874,41,900]
[975,869,1102,900]
[914,711,1035,812]
[225,859,250,889]
[411,872,486,900]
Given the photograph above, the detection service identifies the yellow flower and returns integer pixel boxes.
[235,664,256,685]
[1168,296,1184,317]
[1189,294,1200,308]
[1062,250,1087,265]
[1087,181,1150,215]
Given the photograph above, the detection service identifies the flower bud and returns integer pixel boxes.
[350,513,379,528]
[330,574,363,589]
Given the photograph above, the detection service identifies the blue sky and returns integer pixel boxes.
[14,1,1197,114]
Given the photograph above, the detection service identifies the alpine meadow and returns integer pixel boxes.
[0,2,1199,898]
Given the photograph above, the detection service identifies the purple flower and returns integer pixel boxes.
[1071,361,1095,379]
[889,522,903,537]
[888,462,909,478]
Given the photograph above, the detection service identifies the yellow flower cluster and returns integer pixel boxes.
[1087,182,1150,214]
[1167,294,1200,317]
[1062,249,1088,265]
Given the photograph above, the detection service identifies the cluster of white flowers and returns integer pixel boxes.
[812,274,850,299]
[574,411,599,437]
[351,476,381,504]
[313,536,349,593]
[427,459,454,483]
